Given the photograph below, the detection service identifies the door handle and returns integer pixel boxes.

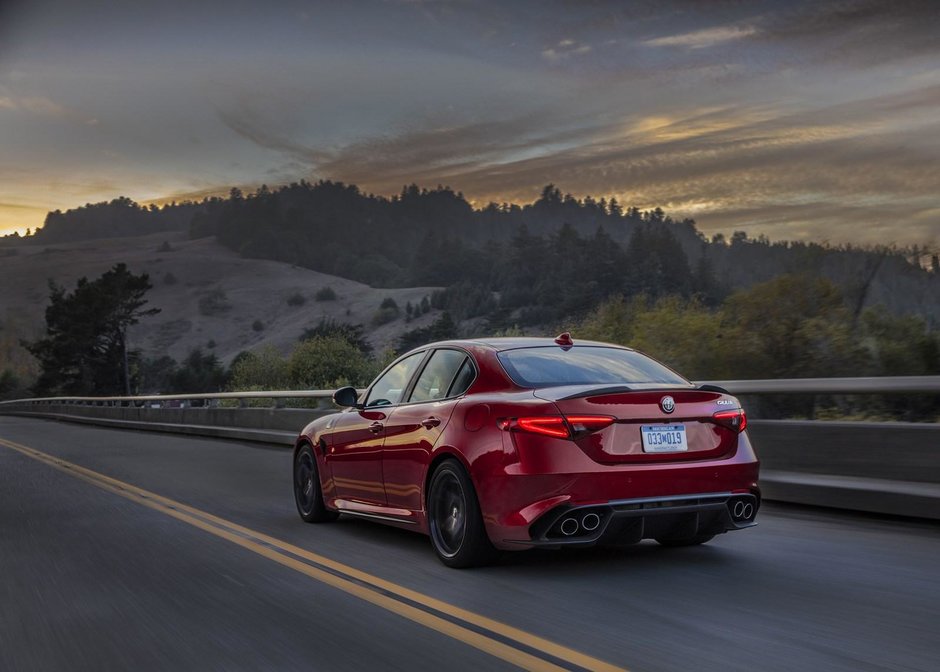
[369,421,384,434]
[420,417,441,429]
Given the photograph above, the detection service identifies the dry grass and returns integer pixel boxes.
[0,232,442,368]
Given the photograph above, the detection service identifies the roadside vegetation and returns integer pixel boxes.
[2,183,936,420]
[572,276,939,422]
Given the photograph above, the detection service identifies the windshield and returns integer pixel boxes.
[497,346,689,388]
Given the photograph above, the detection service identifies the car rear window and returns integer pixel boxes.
[497,346,688,388]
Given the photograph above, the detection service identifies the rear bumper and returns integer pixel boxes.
[474,429,760,550]
[507,491,759,548]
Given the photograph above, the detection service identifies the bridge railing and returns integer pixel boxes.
[1,376,938,519]
[2,374,937,407]
[0,389,359,408]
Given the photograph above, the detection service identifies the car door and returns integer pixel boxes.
[382,349,476,512]
[326,351,427,505]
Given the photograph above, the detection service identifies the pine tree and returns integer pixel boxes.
[25,264,160,395]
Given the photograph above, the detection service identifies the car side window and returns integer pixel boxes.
[409,350,470,403]
[447,357,476,397]
[365,352,425,407]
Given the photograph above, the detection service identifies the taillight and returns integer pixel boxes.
[712,409,747,433]
[566,415,615,433]
[498,415,615,439]
[517,417,569,438]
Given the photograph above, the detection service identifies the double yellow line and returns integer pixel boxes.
[0,437,626,672]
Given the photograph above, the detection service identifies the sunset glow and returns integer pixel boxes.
[1,0,938,245]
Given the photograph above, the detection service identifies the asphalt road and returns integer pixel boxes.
[1,416,938,672]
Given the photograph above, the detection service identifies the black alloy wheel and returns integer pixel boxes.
[427,460,496,568]
[294,443,338,523]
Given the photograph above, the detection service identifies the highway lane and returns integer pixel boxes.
[1,416,938,672]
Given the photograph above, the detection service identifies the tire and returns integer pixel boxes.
[426,460,497,568]
[656,534,715,547]
[293,443,338,523]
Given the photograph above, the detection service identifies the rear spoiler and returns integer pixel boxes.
[697,383,730,394]
[543,383,713,402]
[556,385,633,401]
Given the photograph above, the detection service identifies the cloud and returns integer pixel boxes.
[541,38,592,61]
[291,83,940,245]
[206,79,940,245]
[0,94,68,117]
[750,0,940,66]
[643,25,757,49]
[0,92,100,126]
[216,107,331,166]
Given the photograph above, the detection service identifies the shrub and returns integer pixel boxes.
[372,297,401,326]
[301,319,372,355]
[286,292,306,307]
[163,272,178,285]
[288,336,377,389]
[398,313,457,352]
[228,345,290,391]
[252,319,265,332]
[198,288,231,315]
[372,307,399,326]
[169,349,228,393]
[315,286,337,301]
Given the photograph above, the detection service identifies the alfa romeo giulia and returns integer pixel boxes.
[293,334,760,567]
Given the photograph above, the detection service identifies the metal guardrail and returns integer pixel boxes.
[1,375,938,408]
[0,390,365,408]
[705,376,940,395]
[1,375,937,519]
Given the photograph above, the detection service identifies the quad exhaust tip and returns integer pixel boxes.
[730,499,756,521]
[581,512,601,531]
[560,517,580,536]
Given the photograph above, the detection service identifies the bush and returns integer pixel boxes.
[163,272,178,285]
[372,297,401,326]
[398,313,457,352]
[286,292,306,307]
[252,319,265,332]
[288,335,378,389]
[431,282,497,320]
[228,346,290,391]
[169,349,228,393]
[372,306,399,326]
[301,319,372,355]
[315,286,337,301]
[0,368,21,400]
[198,288,231,315]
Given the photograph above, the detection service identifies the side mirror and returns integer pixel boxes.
[332,386,361,409]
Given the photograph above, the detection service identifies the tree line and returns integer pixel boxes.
[14,263,937,421]
[8,180,935,328]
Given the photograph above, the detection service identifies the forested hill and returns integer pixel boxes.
[11,181,940,325]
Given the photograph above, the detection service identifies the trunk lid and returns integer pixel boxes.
[534,385,742,464]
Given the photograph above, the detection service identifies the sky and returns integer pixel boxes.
[1,0,938,246]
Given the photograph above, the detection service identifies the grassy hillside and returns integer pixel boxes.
[0,232,443,372]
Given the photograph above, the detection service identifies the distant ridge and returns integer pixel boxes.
[6,180,938,324]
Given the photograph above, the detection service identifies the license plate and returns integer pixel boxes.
[640,425,688,452]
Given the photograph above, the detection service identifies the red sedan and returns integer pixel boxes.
[293,334,760,567]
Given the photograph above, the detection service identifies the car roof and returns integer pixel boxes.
[421,337,634,352]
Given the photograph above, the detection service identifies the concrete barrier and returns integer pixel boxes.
[748,420,940,519]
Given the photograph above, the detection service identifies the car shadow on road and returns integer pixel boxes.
[330,514,739,574]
